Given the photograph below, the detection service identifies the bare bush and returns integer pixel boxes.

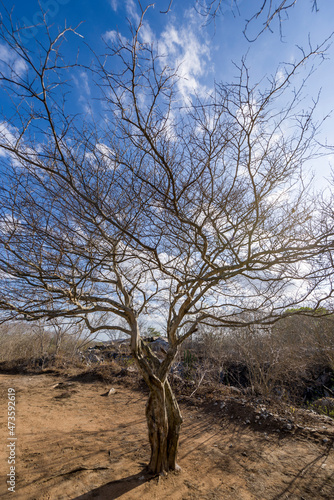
[193,315,334,400]
[0,320,91,367]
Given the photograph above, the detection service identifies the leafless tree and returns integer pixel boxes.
[48,318,95,356]
[0,7,332,474]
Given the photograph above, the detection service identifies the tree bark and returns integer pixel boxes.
[130,331,182,474]
[165,378,182,471]
[145,377,183,474]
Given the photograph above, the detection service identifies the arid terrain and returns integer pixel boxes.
[1,369,334,500]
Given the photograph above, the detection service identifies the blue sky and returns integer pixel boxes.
[2,0,334,187]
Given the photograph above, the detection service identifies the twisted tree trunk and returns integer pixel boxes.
[145,377,183,474]
[131,333,183,474]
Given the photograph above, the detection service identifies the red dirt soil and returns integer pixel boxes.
[0,372,333,499]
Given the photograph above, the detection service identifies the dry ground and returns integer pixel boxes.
[0,371,334,500]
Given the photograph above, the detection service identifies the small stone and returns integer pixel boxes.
[323,438,330,444]
[108,388,116,396]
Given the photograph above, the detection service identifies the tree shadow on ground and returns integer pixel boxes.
[272,447,333,499]
[72,469,152,500]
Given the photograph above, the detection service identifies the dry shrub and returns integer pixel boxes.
[0,323,41,362]
[188,316,334,401]
[0,321,88,368]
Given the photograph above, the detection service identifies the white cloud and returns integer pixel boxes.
[102,7,211,104]
[72,72,91,113]
[157,11,211,102]
[103,30,128,46]
[0,44,12,63]
[275,68,286,85]
[96,143,115,157]
[104,30,117,43]
[78,96,93,116]
[0,44,28,78]
[125,0,140,23]
[80,71,91,95]
[0,122,17,157]
[95,143,117,169]
[110,0,118,11]
[236,99,258,128]
[139,21,155,45]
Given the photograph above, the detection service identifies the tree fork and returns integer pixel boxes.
[131,337,183,473]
